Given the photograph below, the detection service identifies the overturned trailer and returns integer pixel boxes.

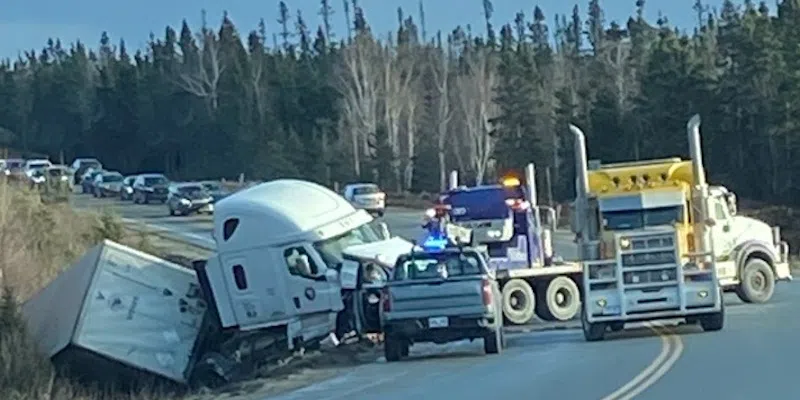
[22,240,205,385]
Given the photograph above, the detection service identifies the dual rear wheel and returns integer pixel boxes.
[501,277,581,325]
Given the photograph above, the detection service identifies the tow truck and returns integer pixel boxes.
[570,115,726,341]
[440,165,583,325]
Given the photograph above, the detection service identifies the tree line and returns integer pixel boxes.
[1,0,799,204]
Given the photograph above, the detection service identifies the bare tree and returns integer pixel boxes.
[334,33,382,178]
[380,41,417,191]
[176,16,224,113]
[455,47,499,184]
[429,34,454,191]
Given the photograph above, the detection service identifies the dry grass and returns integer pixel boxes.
[0,179,174,400]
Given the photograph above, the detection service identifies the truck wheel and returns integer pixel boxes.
[501,279,536,325]
[735,258,775,304]
[699,300,725,332]
[484,328,503,355]
[384,335,405,362]
[537,276,581,321]
[581,307,605,342]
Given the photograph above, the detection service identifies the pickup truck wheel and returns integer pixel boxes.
[581,307,605,342]
[735,258,775,304]
[501,279,535,325]
[384,335,404,362]
[484,328,502,355]
[537,276,581,322]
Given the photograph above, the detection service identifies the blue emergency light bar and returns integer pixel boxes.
[421,235,450,251]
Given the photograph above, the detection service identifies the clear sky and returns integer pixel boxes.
[2,0,729,59]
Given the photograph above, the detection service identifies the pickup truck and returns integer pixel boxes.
[380,246,504,362]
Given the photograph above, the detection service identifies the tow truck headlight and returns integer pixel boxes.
[596,298,607,307]
[619,237,631,249]
[487,230,502,238]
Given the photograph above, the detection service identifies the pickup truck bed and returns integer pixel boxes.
[381,274,504,361]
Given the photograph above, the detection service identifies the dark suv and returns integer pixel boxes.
[132,173,170,204]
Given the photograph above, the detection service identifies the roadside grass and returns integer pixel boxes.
[0,179,176,400]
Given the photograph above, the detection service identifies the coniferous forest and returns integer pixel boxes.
[1,0,799,204]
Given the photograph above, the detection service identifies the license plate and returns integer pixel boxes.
[428,316,448,328]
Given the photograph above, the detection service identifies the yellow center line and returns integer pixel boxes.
[600,322,684,400]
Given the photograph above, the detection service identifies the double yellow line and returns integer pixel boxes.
[600,323,684,400]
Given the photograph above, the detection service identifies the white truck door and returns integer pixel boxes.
[280,245,341,316]
[709,197,737,279]
[221,251,286,327]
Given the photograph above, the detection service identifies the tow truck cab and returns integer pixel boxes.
[189,179,411,383]
[441,172,555,270]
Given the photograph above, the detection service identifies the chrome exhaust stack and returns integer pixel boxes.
[448,170,458,190]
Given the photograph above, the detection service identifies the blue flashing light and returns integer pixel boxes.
[422,235,449,251]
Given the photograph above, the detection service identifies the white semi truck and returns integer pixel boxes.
[25,179,414,387]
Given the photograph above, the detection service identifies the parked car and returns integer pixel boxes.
[343,183,386,217]
[2,159,25,181]
[81,169,104,194]
[120,175,137,201]
[132,173,170,204]
[70,158,102,185]
[24,159,52,180]
[199,180,231,202]
[167,182,215,216]
[93,171,124,198]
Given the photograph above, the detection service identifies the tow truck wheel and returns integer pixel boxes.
[384,335,406,362]
[735,258,775,304]
[699,299,725,332]
[536,276,581,322]
[501,279,536,325]
[581,307,605,342]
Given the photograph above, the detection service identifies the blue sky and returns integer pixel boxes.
[2,0,729,58]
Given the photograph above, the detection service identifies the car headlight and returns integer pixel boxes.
[60,175,68,181]
[487,230,502,238]
[125,187,133,193]
[619,237,631,249]
[179,198,191,205]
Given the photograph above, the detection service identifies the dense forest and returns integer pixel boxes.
[0,0,798,204]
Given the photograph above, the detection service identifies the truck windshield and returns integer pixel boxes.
[313,223,383,269]
[602,206,684,230]
[394,252,482,280]
[445,186,524,221]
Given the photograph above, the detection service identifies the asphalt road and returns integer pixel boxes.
[69,192,800,399]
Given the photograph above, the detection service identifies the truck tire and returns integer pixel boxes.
[384,335,406,362]
[735,258,775,304]
[501,279,536,325]
[536,276,581,322]
[581,307,605,342]
[699,299,725,332]
[484,328,503,355]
